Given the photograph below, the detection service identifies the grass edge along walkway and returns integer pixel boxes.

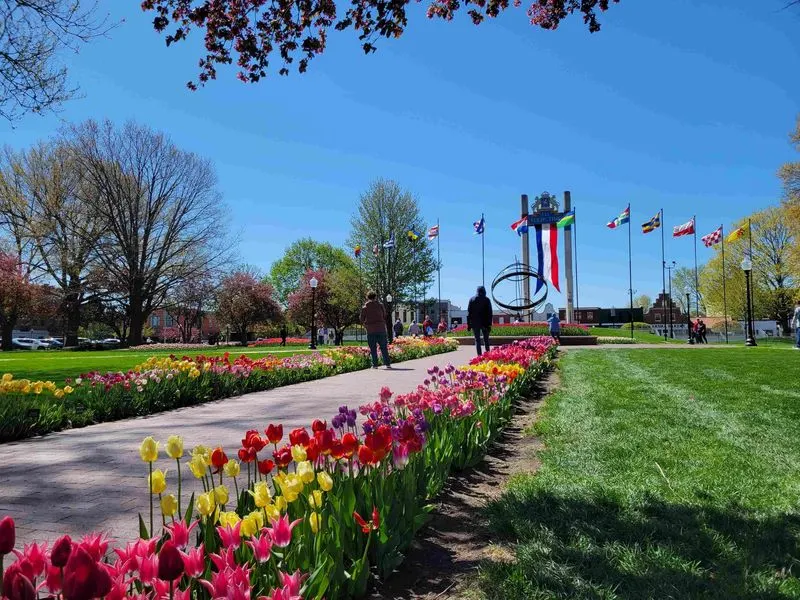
[479,347,800,599]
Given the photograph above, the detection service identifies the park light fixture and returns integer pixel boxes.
[309,276,318,289]
[309,276,319,349]
[740,257,757,347]
[385,294,393,303]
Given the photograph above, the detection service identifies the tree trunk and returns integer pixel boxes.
[64,300,82,347]
[1,321,13,351]
[239,323,249,346]
[128,293,144,347]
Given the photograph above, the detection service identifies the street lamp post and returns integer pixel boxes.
[741,258,757,347]
[666,262,676,339]
[686,293,694,344]
[309,276,319,350]
[385,294,393,342]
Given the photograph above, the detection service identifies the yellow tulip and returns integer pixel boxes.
[139,437,159,462]
[250,482,271,508]
[192,445,211,464]
[280,473,304,497]
[218,511,241,527]
[22,384,31,394]
[149,469,168,494]
[197,491,216,517]
[291,445,307,463]
[274,496,287,513]
[166,435,184,459]
[240,514,259,538]
[161,494,178,517]
[54,389,65,399]
[309,511,321,534]
[188,456,207,479]
[248,510,264,530]
[296,461,315,484]
[32,382,44,395]
[317,471,333,492]
[223,460,240,478]
[213,485,229,506]
[63,386,74,394]
[1,373,12,383]
[309,489,324,510]
[265,503,281,522]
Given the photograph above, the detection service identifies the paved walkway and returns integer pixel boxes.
[1,347,475,547]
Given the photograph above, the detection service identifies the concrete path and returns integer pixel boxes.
[1,347,475,547]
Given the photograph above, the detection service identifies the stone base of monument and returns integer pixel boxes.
[453,335,597,347]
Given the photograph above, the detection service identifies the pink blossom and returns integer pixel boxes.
[266,515,302,548]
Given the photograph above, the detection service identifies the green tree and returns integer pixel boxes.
[671,266,705,315]
[633,294,652,310]
[269,239,353,305]
[778,115,800,280]
[346,179,437,337]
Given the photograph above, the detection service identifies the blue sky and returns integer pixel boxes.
[1,0,798,310]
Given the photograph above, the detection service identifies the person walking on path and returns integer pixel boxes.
[393,318,404,338]
[698,319,708,344]
[793,299,800,350]
[279,324,288,347]
[467,286,492,356]
[547,313,561,344]
[408,321,421,336]
[360,291,392,369]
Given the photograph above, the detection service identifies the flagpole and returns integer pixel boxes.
[481,213,485,288]
[573,206,580,321]
[437,218,441,324]
[660,208,667,341]
[628,207,634,340]
[693,215,700,320]
[721,224,728,343]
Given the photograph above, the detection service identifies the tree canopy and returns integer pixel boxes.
[141,0,620,89]
[269,239,354,306]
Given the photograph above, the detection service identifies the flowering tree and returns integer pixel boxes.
[216,270,282,345]
[141,0,619,88]
[0,252,34,351]
[288,268,361,345]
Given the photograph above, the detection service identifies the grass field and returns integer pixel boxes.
[587,326,683,343]
[0,345,324,383]
[480,347,800,599]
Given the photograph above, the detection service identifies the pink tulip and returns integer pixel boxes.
[137,553,159,584]
[246,533,272,564]
[180,544,206,578]
[209,546,237,572]
[266,515,302,548]
[166,519,199,549]
[13,542,48,580]
[216,521,242,550]
[77,532,109,562]
[279,569,307,597]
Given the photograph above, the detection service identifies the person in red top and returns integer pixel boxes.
[437,318,447,334]
[359,291,392,369]
[422,315,433,336]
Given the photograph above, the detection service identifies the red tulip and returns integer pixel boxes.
[329,441,344,460]
[357,445,375,466]
[243,430,266,452]
[238,447,257,463]
[372,506,381,529]
[157,541,185,581]
[273,446,292,468]
[311,419,327,433]
[211,447,229,471]
[305,438,320,462]
[50,535,73,568]
[265,424,283,444]
[257,459,275,475]
[341,433,359,458]
[11,573,35,600]
[62,546,100,600]
[289,428,309,447]
[314,429,334,455]
[2,564,22,599]
[353,511,370,534]
[0,516,15,555]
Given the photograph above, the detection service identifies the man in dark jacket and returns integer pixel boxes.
[467,286,493,356]
[360,291,392,369]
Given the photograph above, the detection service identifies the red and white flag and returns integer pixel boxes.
[701,226,723,247]
[673,218,695,238]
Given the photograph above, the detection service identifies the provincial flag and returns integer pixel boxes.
[383,234,395,249]
[510,216,528,235]
[727,226,746,243]
[354,245,362,258]
[427,225,439,240]
[556,211,575,229]
[641,212,661,234]
[673,218,695,238]
[607,205,630,229]
[473,216,485,235]
[407,230,419,242]
[534,224,560,293]
[701,226,723,247]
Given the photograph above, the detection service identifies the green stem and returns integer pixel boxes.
[176,458,182,517]
[149,461,154,537]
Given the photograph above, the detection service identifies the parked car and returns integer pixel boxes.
[12,338,47,350]
[100,338,121,348]
[41,337,64,349]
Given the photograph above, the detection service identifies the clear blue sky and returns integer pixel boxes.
[1,0,798,311]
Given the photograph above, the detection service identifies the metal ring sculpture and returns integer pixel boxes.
[491,262,549,313]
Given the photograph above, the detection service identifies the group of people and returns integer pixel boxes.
[392,316,448,338]
[688,318,709,344]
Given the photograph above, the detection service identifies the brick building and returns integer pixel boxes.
[559,306,644,326]
[148,308,220,341]
[643,293,684,327]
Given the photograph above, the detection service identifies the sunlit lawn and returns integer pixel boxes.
[481,346,800,599]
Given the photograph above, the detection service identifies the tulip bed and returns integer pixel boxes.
[451,322,590,337]
[0,337,457,444]
[249,339,310,347]
[0,337,557,600]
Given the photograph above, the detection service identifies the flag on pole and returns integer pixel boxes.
[673,218,695,237]
[701,226,723,247]
[641,212,661,234]
[372,244,379,256]
[510,216,528,235]
[473,216,485,234]
[427,225,439,240]
[354,245,362,257]
[727,225,746,243]
[406,230,419,242]
[534,224,560,292]
[607,205,630,229]
[556,211,575,229]
[383,234,395,249]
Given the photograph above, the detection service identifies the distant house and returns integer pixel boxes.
[148,308,220,341]
[643,293,684,328]
[559,306,644,326]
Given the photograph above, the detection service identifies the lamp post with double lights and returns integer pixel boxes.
[741,258,757,347]
[309,276,319,350]
[385,294,393,342]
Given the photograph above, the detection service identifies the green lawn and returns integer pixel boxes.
[0,346,323,383]
[587,326,683,343]
[480,347,800,599]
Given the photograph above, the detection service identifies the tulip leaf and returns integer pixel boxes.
[184,492,195,525]
[138,513,149,539]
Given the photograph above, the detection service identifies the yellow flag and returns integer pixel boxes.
[726,226,746,243]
